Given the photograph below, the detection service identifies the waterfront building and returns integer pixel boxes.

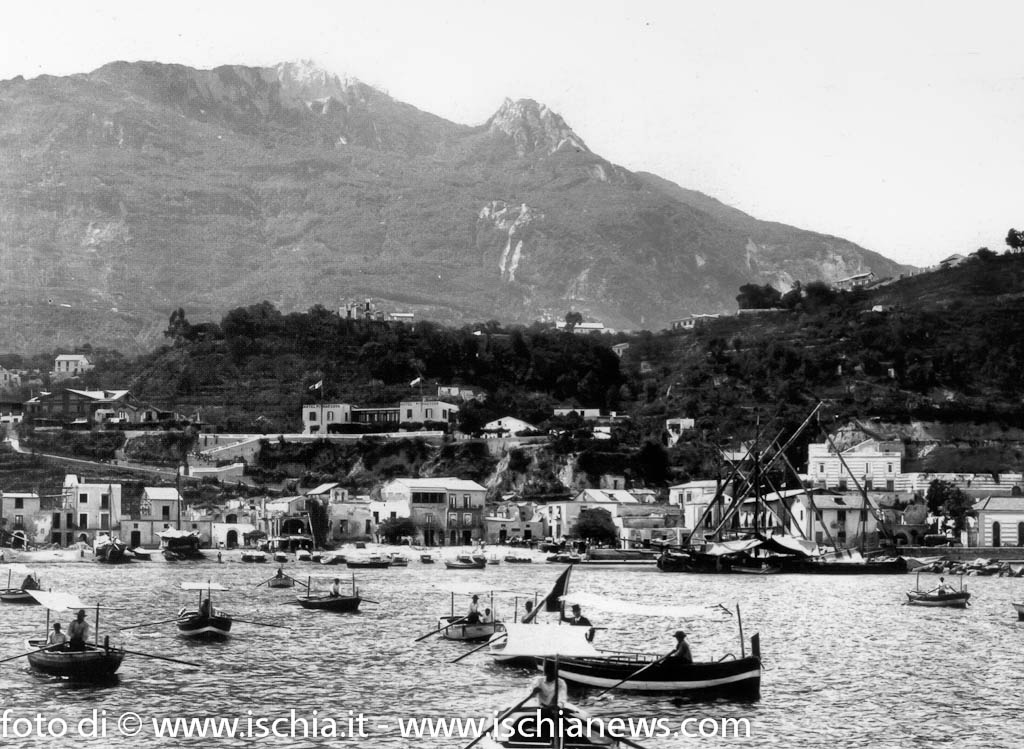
[57,475,122,546]
[807,439,903,492]
[380,477,485,546]
[972,496,1024,547]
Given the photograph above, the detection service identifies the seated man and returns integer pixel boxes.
[668,630,693,664]
[47,623,68,649]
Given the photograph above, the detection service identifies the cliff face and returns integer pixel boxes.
[0,61,913,353]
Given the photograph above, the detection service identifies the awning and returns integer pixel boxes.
[497,624,601,658]
[758,534,818,557]
[27,590,87,612]
[181,582,230,591]
[156,529,200,539]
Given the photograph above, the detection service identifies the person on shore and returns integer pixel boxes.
[47,623,67,648]
[668,630,693,664]
[67,610,89,651]
[466,594,482,624]
[329,578,342,597]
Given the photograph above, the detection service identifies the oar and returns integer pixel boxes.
[463,691,535,749]
[231,617,290,629]
[618,737,650,749]
[451,633,506,664]
[119,616,186,631]
[360,599,380,605]
[592,653,672,699]
[415,616,468,642]
[0,643,63,665]
[118,648,201,668]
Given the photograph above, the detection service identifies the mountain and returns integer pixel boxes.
[0,60,914,353]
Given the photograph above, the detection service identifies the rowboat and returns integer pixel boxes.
[905,590,971,608]
[296,549,312,562]
[267,575,295,589]
[487,556,501,566]
[436,614,505,642]
[504,555,533,564]
[94,535,130,563]
[346,554,391,569]
[1013,602,1024,620]
[320,553,347,565]
[420,554,436,564]
[1,565,41,604]
[129,548,152,560]
[177,582,233,639]
[25,590,124,681]
[272,552,288,564]
[26,637,124,681]
[388,554,410,567]
[444,554,486,569]
[241,550,268,563]
[296,576,362,613]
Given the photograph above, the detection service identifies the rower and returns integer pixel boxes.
[67,609,90,651]
[466,594,482,624]
[199,596,212,617]
[529,659,569,708]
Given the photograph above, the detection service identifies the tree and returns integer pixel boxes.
[564,311,583,331]
[571,507,618,545]
[736,284,782,310]
[379,517,417,543]
[164,308,192,342]
[1005,228,1024,254]
[925,479,974,532]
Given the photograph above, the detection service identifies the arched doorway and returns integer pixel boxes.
[992,521,1001,547]
[226,529,238,549]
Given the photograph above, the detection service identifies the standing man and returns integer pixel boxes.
[67,609,90,651]
[561,603,595,642]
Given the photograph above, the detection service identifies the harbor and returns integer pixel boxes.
[1,553,1021,747]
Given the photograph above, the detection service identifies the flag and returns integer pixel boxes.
[410,377,421,386]
[309,380,323,391]
[545,565,573,612]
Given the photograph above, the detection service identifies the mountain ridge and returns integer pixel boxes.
[0,60,914,353]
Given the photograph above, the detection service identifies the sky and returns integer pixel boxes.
[3,0,1023,267]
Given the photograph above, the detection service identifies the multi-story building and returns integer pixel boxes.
[807,439,903,492]
[302,403,354,435]
[1,491,43,546]
[301,398,459,435]
[23,389,161,426]
[52,354,93,381]
[380,477,485,546]
[56,475,122,546]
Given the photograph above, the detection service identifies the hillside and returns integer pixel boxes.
[0,60,912,353]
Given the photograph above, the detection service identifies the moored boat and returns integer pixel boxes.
[296,576,363,612]
[504,555,533,564]
[388,554,410,567]
[444,554,487,569]
[1,565,41,604]
[26,638,124,681]
[905,590,971,608]
[320,553,347,565]
[346,554,391,569]
[296,549,312,562]
[420,554,435,564]
[273,552,288,564]
[241,550,268,563]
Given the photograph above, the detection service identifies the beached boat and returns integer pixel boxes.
[94,535,130,563]
[420,554,436,564]
[388,554,410,567]
[546,552,582,564]
[272,552,288,564]
[177,582,233,639]
[445,554,487,569]
[129,548,152,560]
[157,529,204,560]
[320,553,347,565]
[504,555,533,564]
[296,549,312,562]
[241,550,268,563]
[487,556,501,566]
[346,554,391,569]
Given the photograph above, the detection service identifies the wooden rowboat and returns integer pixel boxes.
[296,576,362,612]
[477,706,620,748]
[905,590,971,608]
[436,614,504,642]
[267,576,295,589]
[26,638,124,681]
[177,582,233,638]
[444,554,486,569]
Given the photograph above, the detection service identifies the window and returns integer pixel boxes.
[449,495,457,507]
[53,513,61,529]
[887,463,893,474]
[100,514,109,530]
[406,409,413,419]
[14,514,24,527]
[101,494,110,509]
[819,463,825,474]
[463,513,472,525]
[14,497,23,509]
[327,411,335,421]
[79,513,88,529]
[886,480,894,492]
[390,512,397,520]
[860,509,868,522]
[864,479,873,491]
[365,519,372,534]
[463,494,471,508]
[79,493,88,504]
[992,521,1001,547]
[449,513,458,525]
[425,408,433,419]
[837,510,847,524]
[838,479,847,491]
[372,512,379,523]
[162,506,170,520]
[308,411,317,421]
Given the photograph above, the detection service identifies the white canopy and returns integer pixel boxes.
[701,539,763,557]
[439,583,531,597]
[5,564,35,576]
[181,582,230,591]
[559,591,731,620]
[497,624,601,658]
[27,590,87,612]
[156,529,200,539]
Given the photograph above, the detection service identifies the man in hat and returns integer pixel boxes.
[668,630,693,664]
[67,609,90,651]
[465,594,482,624]
[561,603,595,642]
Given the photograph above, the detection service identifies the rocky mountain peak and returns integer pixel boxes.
[274,60,365,101]
[486,98,589,156]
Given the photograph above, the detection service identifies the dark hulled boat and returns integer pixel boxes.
[26,638,124,681]
[296,593,362,612]
[905,590,971,608]
[177,582,233,638]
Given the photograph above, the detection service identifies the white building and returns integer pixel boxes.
[540,489,640,539]
[972,496,1024,547]
[665,417,695,446]
[380,477,486,546]
[1,491,44,546]
[52,354,93,380]
[668,479,732,530]
[398,397,459,426]
[302,403,353,435]
[482,416,538,437]
[807,439,902,492]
